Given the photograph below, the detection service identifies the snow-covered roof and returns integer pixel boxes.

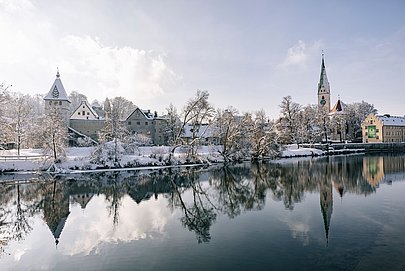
[44,70,71,102]
[70,100,100,119]
[377,115,405,127]
[126,107,154,121]
[329,99,346,115]
[183,124,218,138]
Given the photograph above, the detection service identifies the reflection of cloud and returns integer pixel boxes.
[13,248,26,261]
[278,40,323,69]
[61,195,173,256]
[281,214,311,246]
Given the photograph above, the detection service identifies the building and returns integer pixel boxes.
[69,100,105,141]
[181,123,219,145]
[125,107,168,145]
[317,54,331,113]
[44,69,71,125]
[361,113,405,143]
[316,54,349,142]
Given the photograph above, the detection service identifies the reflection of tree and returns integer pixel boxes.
[101,172,125,226]
[0,181,43,256]
[12,184,33,241]
[168,171,217,243]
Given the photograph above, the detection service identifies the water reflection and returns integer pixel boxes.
[1,154,405,257]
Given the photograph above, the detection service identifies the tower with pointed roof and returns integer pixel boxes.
[44,69,71,124]
[317,54,331,113]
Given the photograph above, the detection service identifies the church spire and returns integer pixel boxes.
[317,52,331,112]
[56,67,60,78]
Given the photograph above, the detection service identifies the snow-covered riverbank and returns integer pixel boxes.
[0,144,365,174]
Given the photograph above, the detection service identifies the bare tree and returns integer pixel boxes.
[111,96,136,120]
[11,94,32,155]
[278,96,302,146]
[39,107,68,161]
[169,90,215,162]
[249,110,279,160]
[68,91,87,114]
[215,107,249,162]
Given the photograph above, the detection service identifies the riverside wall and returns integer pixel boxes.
[303,143,405,153]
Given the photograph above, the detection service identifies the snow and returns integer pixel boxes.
[0,145,223,174]
[0,144,361,174]
[280,144,324,158]
[377,115,405,127]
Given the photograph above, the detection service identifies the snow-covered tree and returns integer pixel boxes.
[11,94,32,155]
[163,103,181,145]
[38,107,68,161]
[96,101,129,165]
[346,101,377,141]
[110,96,136,120]
[0,84,13,146]
[169,90,215,162]
[316,105,331,143]
[296,104,322,145]
[214,107,248,162]
[278,96,302,146]
[249,110,279,160]
[68,91,87,114]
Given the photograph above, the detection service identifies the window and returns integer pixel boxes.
[128,121,132,125]
[59,101,62,105]
[145,122,148,125]
[78,112,81,115]
[82,111,85,115]
[87,112,90,115]
[137,121,140,125]
[83,106,85,108]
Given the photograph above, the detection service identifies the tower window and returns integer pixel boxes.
[322,96,324,99]
[59,101,62,105]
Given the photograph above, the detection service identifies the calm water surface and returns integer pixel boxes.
[1,154,405,271]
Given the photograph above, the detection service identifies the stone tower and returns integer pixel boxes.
[317,54,331,113]
[44,69,71,124]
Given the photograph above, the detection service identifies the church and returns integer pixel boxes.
[317,54,349,142]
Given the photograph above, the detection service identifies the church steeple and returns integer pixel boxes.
[317,53,331,112]
[43,68,72,125]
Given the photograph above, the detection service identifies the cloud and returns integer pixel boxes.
[0,0,178,105]
[278,40,323,69]
[60,35,176,102]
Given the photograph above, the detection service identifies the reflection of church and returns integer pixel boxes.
[319,179,333,245]
[43,181,71,246]
[42,180,96,246]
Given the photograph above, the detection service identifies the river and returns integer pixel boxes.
[1,154,405,271]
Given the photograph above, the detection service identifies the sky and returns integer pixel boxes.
[1,0,404,118]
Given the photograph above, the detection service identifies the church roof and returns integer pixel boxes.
[44,69,71,102]
[330,99,346,114]
[318,54,330,94]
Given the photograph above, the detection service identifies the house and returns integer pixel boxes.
[181,123,219,145]
[361,113,405,143]
[69,100,105,141]
[125,107,168,145]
